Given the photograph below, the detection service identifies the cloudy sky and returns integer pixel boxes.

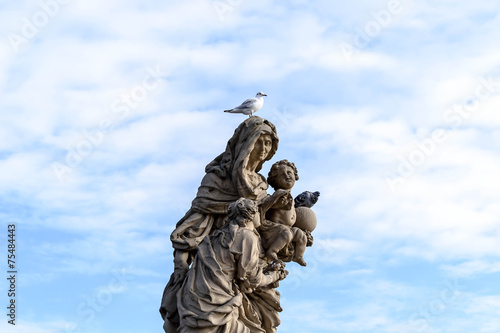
[1,0,500,332]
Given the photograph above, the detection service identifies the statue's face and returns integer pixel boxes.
[274,164,296,190]
[250,134,272,163]
[235,198,260,229]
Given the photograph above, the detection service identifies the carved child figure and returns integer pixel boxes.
[260,160,308,266]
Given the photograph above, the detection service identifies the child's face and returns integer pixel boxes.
[274,165,296,190]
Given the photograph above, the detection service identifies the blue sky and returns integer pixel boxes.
[1,0,500,332]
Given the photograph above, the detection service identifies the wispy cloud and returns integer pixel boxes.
[2,0,500,332]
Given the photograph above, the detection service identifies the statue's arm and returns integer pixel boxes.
[259,269,288,287]
[258,189,291,221]
[233,231,288,293]
[238,266,287,293]
[172,250,190,283]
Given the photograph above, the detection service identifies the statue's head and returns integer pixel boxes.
[267,159,299,190]
[249,134,273,164]
[227,198,259,228]
[237,117,279,173]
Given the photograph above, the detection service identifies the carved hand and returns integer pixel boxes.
[273,189,289,198]
[258,189,291,214]
[276,269,289,281]
[269,269,289,283]
[238,278,255,294]
[271,191,293,210]
[173,267,188,283]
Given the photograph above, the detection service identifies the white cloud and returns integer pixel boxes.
[0,320,73,333]
[3,1,500,332]
[442,260,500,277]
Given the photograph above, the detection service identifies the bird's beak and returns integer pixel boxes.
[262,94,267,96]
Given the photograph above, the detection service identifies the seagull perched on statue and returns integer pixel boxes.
[224,92,267,117]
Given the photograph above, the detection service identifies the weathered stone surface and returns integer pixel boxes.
[160,116,320,333]
[294,206,318,232]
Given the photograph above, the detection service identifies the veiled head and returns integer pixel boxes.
[241,117,278,173]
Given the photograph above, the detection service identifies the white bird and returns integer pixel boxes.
[224,92,267,117]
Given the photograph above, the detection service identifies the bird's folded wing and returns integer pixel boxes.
[236,98,257,108]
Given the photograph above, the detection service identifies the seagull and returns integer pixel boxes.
[224,92,267,117]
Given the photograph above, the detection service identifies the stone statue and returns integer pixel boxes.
[176,198,288,333]
[160,116,319,333]
[260,160,309,266]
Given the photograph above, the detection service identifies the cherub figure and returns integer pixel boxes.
[260,160,308,266]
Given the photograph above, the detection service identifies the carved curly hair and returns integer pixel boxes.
[267,159,299,190]
[227,198,258,227]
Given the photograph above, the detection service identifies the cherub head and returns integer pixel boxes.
[267,159,299,190]
[227,198,259,228]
